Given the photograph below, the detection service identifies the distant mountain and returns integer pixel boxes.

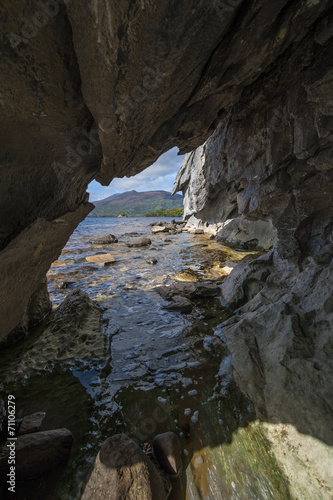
[89,190,183,217]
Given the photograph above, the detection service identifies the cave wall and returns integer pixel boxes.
[0,0,332,343]
[174,11,333,260]
[174,5,333,444]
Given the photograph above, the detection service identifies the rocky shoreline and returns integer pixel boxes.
[1,220,331,499]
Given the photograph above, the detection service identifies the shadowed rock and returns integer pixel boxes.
[17,412,46,436]
[0,429,73,480]
[152,432,182,477]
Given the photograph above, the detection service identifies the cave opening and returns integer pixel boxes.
[1,0,333,498]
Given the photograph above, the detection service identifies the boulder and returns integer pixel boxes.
[146,259,158,265]
[85,254,116,264]
[164,295,193,313]
[0,429,73,480]
[52,259,75,267]
[89,234,118,244]
[81,434,166,500]
[156,282,220,300]
[58,280,76,289]
[17,412,46,436]
[152,432,182,476]
[216,218,277,251]
[127,237,152,248]
[152,226,170,234]
[1,290,104,382]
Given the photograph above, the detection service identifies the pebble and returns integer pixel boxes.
[191,411,199,423]
[184,408,192,416]
[181,377,193,388]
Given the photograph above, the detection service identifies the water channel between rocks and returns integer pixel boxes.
[0,217,291,499]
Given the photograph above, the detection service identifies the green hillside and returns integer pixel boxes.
[145,207,184,217]
[89,190,183,217]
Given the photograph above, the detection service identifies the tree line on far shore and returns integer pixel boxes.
[144,207,184,217]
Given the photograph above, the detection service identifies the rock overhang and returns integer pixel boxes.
[0,0,333,341]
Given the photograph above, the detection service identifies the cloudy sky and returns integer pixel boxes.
[88,147,185,202]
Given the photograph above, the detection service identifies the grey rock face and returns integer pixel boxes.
[221,256,333,446]
[174,5,333,258]
[171,0,333,453]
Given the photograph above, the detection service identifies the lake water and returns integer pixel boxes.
[0,217,291,500]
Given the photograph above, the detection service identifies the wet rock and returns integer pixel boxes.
[174,270,202,282]
[150,221,170,227]
[85,253,116,264]
[89,234,118,244]
[156,282,220,301]
[188,228,204,235]
[152,226,170,234]
[123,284,138,290]
[146,258,158,265]
[164,295,192,313]
[53,259,75,267]
[1,290,104,381]
[58,280,76,289]
[127,237,151,248]
[152,432,182,476]
[17,412,46,436]
[82,434,166,500]
[0,429,73,480]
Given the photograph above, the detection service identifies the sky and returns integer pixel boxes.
[88,147,185,202]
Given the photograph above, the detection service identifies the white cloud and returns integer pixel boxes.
[88,147,184,201]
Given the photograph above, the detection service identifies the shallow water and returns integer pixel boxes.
[0,218,291,499]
